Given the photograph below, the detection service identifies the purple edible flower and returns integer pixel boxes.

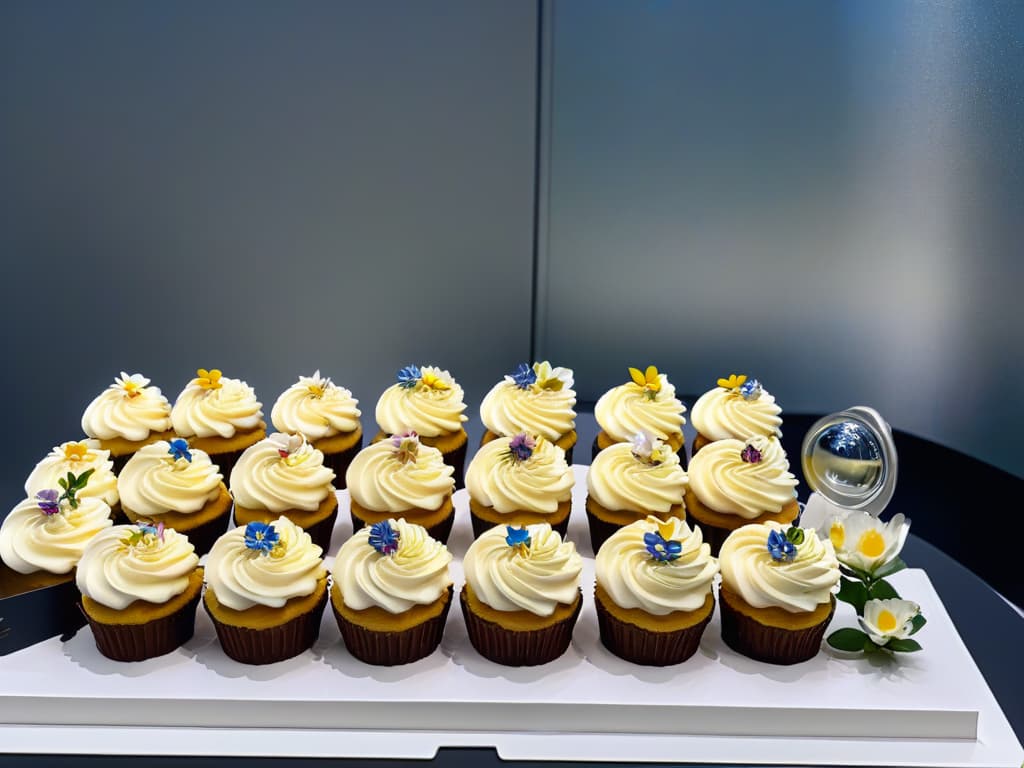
[741,443,763,463]
[508,432,537,462]
[36,489,60,516]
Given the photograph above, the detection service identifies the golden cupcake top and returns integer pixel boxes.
[480,361,577,441]
[690,373,782,442]
[333,518,452,614]
[345,432,454,513]
[171,368,263,439]
[596,516,718,615]
[76,523,199,610]
[81,372,172,442]
[229,433,335,513]
[375,364,468,438]
[271,370,361,440]
[594,365,686,443]
[687,435,797,517]
[465,433,574,514]
[118,439,223,518]
[25,439,119,509]
[587,432,687,514]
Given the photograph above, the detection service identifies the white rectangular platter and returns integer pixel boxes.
[0,466,1021,766]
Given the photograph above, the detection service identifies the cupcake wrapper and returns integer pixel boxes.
[469,510,569,541]
[585,510,623,555]
[595,595,713,666]
[688,520,732,557]
[350,510,455,545]
[205,589,328,665]
[82,590,202,663]
[177,509,232,558]
[459,588,581,667]
[444,440,468,492]
[333,586,453,666]
[719,592,835,665]
[303,507,339,553]
[110,454,133,474]
[322,437,363,488]
[208,448,246,481]
[108,502,129,526]
[563,445,574,466]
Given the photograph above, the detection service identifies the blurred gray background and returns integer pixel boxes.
[1,0,1022,512]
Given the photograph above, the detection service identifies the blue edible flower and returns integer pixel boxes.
[767,529,797,562]
[168,438,193,463]
[510,362,537,390]
[244,521,280,554]
[644,532,682,563]
[369,521,400,555]
[505,525,532,552]
[397,365,422,389]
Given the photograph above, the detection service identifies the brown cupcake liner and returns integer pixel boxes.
[110,454,133,474]
[585,510,624,555]
[333,586,453,666]
[459,588,581,666]
[719,592,835,665]
[208,447,246,481]
[82,589,202,662]
[443,439,468,492]
[205,589,328,665]
[302,507,339,553]
[595,595,713,666]
[350,509,455,545]
[175,509,232,557]
[321,437,363,488]
[688,519,732,557]
[108,502,129,526]
[469,510,569,541]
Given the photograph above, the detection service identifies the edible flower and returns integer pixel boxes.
[740,442,763,463]
[739,377,763,401]
[767,527,802,562]
[57,469,93,510]
[35,489,60,516]
[644,528,682,563]
[368,521,400,556]
[506,432,537,463]
[195,368,223,390]
[244,521,279,555]
[628,365,662,400]
[62,442,90,462]
[168,438,192,463]
[391,430,420,464]
[302,370,331,398]
[717,373,747,391]
[268,432,311,466]
[397,364,421,389]
[419,367,451,391]
[532,361,572,392]
[631,430,670,465]
[826,510,910,577]
[505,525,532,557]
[123,521,166,548]
[115,372,150,398]
[510,362,537,390]
[859,599,922,646]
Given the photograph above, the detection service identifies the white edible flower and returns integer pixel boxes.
[859,598,920,645]
[826,509,909,575]
[532,361,573,391]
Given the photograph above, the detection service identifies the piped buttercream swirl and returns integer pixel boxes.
[345,439,454,512]
[81,373,172,442]
[587,442,687,514]
[375,366,467,438]
[118,441,223,517]
[479,368,576,441]
[690,384,782,442]
[687,436,797,518]
[25,440,119,508]
[229,434,335,513]
[171,374,263,439]
[0,496,113,575]
[271,371,361,439]
[594,374,686,442]
[465,436,574,514]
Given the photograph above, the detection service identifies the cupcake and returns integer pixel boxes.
[685,435,798,555]
[346,432,456,543]
[690,374,782,458]
[118,439,231,556]
[595,516,718,665]
[465,433,574,538]
[480,362,577,464]
[373,365,468,489]
[461,523,582,666]
[203,516,328,665]
[25,440,121,521]
[585,432,688,553]
[592,366,686,461]
[77,523,203,661]
[718,521,840,664]
[230,433,338,553]
[331,518,453,665]
[170,368,266,477]
[270,370,363,484]
[81,372,174,471]
[0,471,112,597]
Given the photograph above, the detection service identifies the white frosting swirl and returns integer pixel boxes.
[596,516,718,614]
[687,436,797,518]
[205,516,325,610]
[346,439,454,512]
[76,525,199,610]
[594,375,686,442]
[171,374,263,439]
[333,518,452,614]
[81,373,172,442]
[465,436,574,514]
[375,366,467,437]
[719,522,840,613]
[271,371,361,439]
[0,496,113,575]
[691,384,782,441]
[25,440,119,508]
[587,442,687,514]
[479,367,577,441]
[463,523,582,616]
[229,434,335,513]
[118,441,223,517]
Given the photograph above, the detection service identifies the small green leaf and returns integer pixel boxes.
[886,638,923,653]
[873,557,907,579]
[909,614,927,635]
[868,579,901,600]
[863,638,881,653]
[786,527,805,545]
[827,628,870,652]
[837,577,869,614]
[58,477,69,491]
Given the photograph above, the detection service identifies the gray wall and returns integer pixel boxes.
[539,0,1024,478]
[0,1,537,500]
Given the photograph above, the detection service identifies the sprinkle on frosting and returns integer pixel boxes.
[391,430,420,464]
[628,365,662,401]
[511,362,537,390]
[195,368,223,390]
[368,520,399,555]
[116,372,150,398]
[244,521,280,555]
[505,525,532,557]
[739,378,763,401]
[168,438,193,463]
[631,430,671,465]
[741,442,763,464]
[718,374,747,390]
[506,432,537,463]
[35,489,60,516]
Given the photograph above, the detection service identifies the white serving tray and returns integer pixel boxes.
[0,466,1021,767]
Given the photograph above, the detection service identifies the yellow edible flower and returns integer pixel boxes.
[717,374,747,390]
[63,442,89,462]
[629,365,662,398]
[420,370,451,391]
[196,368,223,390]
